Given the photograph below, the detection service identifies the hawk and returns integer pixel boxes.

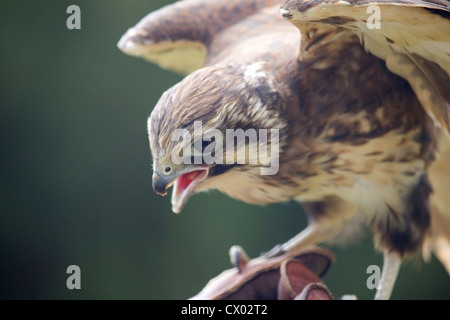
[118,0,450,299]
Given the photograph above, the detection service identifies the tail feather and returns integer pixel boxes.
[434,238,450,274]
[425,132,450,274]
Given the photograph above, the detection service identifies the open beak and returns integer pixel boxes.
[171,167,209,214]
[152,167,209,214]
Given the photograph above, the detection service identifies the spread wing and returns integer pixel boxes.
[117,0,280,75]
[280,0,450,275]
[280,0,450,137]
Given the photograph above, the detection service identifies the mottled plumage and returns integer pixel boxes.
[119,0,450,299]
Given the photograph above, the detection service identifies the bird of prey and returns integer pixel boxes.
[118,0,450,299]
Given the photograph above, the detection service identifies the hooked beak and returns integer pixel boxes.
[152,167,209,214]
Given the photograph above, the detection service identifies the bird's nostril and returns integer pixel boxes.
[152,174,159,182]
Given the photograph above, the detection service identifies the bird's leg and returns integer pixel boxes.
[282,224,336,252]
[264,223,338,258]
[374,250,402,300]
[265,197,358,258]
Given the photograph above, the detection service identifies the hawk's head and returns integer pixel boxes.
[148,62,287,213]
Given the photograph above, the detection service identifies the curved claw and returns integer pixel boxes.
[229,245,250,273]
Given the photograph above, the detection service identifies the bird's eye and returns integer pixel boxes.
[165,166,171,173]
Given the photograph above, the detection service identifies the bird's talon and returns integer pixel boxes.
[261,244,286,258]
[229,245,250,273]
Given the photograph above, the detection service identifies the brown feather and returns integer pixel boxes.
[119,0,450,295]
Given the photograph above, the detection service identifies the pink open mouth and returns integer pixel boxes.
[171,168,209,213]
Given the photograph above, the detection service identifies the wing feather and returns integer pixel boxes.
[281,0,450,136]
[282,0,450,275]
[117,0,280,74]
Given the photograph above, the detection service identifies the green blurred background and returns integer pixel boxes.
[1,0,449,299]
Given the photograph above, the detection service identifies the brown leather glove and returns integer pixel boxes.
[190,246,338,300]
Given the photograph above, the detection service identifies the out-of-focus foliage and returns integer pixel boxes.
[0,0,448,299]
